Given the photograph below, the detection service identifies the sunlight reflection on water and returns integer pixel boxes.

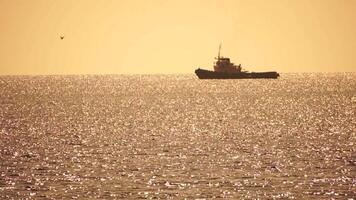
[0,73,355,199]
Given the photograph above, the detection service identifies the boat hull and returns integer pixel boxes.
[195,68,279,79]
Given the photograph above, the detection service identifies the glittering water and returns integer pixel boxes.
[0,73,355,199]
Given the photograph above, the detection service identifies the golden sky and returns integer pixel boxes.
[0,0,355,75]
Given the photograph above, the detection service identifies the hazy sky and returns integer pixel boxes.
[0,0,355,75]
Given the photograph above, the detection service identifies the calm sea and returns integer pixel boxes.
[0,73,355,199]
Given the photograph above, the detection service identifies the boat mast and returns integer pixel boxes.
[218,43,221,59]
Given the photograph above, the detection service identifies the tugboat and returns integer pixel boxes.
[195,45,279,79]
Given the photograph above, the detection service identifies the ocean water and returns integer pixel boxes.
[0,73,355,199]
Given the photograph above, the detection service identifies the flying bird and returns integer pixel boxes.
[60,36,64,40]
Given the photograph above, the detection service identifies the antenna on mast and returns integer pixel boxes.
[218,43,221,59]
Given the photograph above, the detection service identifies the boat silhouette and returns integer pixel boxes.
[195,44,279,79]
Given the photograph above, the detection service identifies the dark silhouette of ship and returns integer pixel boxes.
[195,45,279,79]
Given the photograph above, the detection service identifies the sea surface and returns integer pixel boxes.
[0,73,355,199]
